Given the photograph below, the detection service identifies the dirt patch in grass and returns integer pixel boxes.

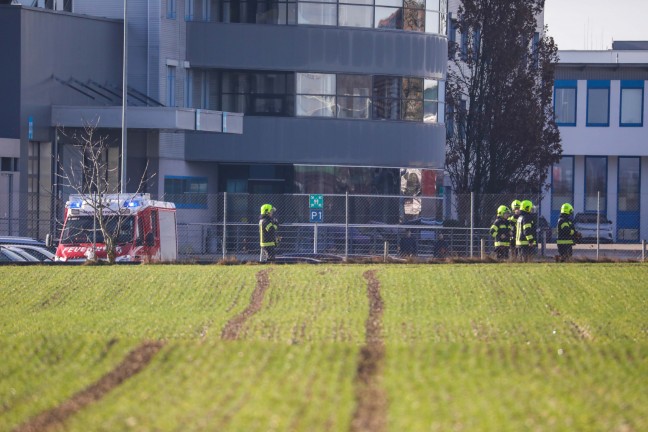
[350,270,387,432]
[221,269,272,340]
[14,340,165,432]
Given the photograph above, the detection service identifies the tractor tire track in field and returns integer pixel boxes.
[350,270,387,432]
[14,340,165,432]
[221,269,272,340]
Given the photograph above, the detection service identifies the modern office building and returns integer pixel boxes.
[0,0,448,237]
[540,42,648,242]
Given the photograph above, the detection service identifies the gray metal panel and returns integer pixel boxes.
[185,117,445,169]
[196,109,222,132]
[0,6,21,138]
[187,23,447,78]
[51,106,197,130]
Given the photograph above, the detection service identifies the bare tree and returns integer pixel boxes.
[446,0,562,197]
[56,119,154,263]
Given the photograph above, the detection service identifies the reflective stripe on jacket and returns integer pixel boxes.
[490,216,511,247]
[259,215,278,247]
[557,214,576,245]
[516,212,536,247]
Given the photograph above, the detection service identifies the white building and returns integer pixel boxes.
[541,42,648,242]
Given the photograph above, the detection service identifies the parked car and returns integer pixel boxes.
[3,244,56,262]
[0,246,29,263]
[573,212,614,243]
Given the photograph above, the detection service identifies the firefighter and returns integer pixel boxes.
[490,205,511,259]
[516,200,537,262]
[508,199,522,260]
[259,204,279,262]
[556,203,579,262]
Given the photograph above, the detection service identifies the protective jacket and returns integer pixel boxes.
[516,211,536,246]
[490,216,511,247]
[259,214,278,247]
[508,214,519,246]
[557,214,576,245]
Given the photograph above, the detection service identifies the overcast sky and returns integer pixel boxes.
[544,0,648,50]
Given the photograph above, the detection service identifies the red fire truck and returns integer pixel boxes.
[55,194,177,262]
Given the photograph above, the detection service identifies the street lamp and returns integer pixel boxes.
[121,0,128,193]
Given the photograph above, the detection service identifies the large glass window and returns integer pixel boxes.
[167,66,176,107]
[222,0,297,24]
[554,80,577,126]
[423,79,440,123]
[167,0,177,19]
[373,76,401,119]
[339,0,373,28]
[402,77,423,120]
[551,156,574,223]
[220,71,294,115]
[337,74,372,119]
[296,73,336,117]
[620,81,644,126]
[298,0,337,26]
[617,157,641,241]
[164,176,208,209]
[587,80,610,127]
[584,156,607,212]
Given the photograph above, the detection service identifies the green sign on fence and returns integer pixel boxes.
[309,194,324,209]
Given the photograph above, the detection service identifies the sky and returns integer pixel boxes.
[544,0,648,50]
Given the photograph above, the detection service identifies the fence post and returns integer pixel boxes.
[222,192,227,260]
[345,191,349,261]
[541,230,546,257]
[480,238,485,260]
[314,223,318,254]
[470,192,474,258]
[384,241,388,262]
[596,191,600,261]
[642,239,646,262]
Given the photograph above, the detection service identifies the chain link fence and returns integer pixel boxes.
[1,191,647,262]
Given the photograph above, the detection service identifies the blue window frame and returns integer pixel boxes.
[584,156,607,212]
[620,80,644,127]
[164,176,207,209]
[185,70,193,108]
[586,80,610,127]
[617,157,641,242]
[550,156,574,226]
[167,66,176,107]
[167,0,177,19]
[554,80,577,126]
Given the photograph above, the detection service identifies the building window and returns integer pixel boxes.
[551,156,574,225]
[164,176,207,209]
[617,157,641,241]
[554,80,577,126]
[338,2,373,28]
[620,81,644,127]
[296,73,336,117]
[186,0,194,20]
[337,74,372,119]
[584,156,607,212]
[0,157,19,172]
[167,66,176,107]
[185,70,193,108]
[586,80,610,127]
[167,0,177,19]
[298,1,337,26]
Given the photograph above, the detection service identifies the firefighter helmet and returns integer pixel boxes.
[511,199,522,210]
[497,205,510,217]
[520,200,533,213]
[560,203,574,215]
[260,204,274,215]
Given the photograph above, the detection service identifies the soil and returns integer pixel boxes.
[221,269,272,340]
[14,340,165,432]
[350,270,387,432]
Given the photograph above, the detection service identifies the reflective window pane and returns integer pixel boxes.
[555,87,576,125]
[403,8,424,31]
[339,5,373,28]
[376,0,402,6]
[587,87,609,125]
[551,156,574,210]
[402,99,423,121]
[423,100,437,122]
[424,79,438,100]
[337,96,371,119]
[298,3,337,25]
[337,74,371,96]
[618,157,640,211]
[404,0,425,9]
[402,77,423,100]
[297,95,336,117]
[425,11,439,33]
[585,156,607,211]
[373,76,400,98]
[621,88,643,125]
[373,98,400,119]
[340,0,373,4]
[375,7,402,29]
[425,0,439,10]
[297,73,336,95]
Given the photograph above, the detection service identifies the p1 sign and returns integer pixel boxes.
[310,209,323,223]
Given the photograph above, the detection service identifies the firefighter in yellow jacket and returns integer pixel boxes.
[259,204,279,262]
[490,205,511,259]
[516,200,537,262]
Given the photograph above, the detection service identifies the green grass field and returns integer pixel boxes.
[1,264,646,431]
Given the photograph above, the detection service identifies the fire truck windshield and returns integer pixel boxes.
[61,215,135,245]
